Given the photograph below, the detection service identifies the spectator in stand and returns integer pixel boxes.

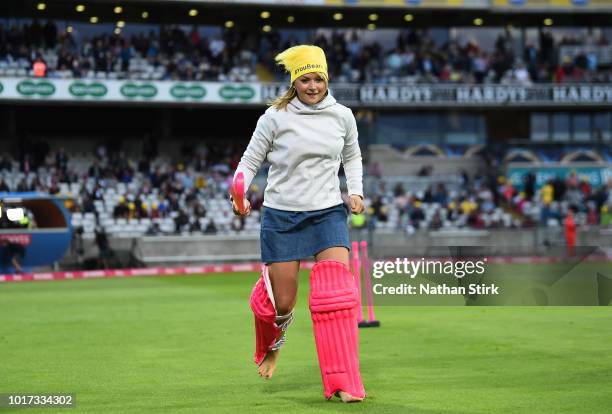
[174,209,189,233]
[552,175,566,202]
[539,180,555,224]
[500,177,515,203]
[417,165,434,177]
[32,55,47,77]
[579,178,591,199]
[601,205,611,226]
[432,183,449,204]
[204,218,217,234]
[55,147,68,175]
[371,196,388,222]
[248,185,264,211]
[564,207,577,257]
[524,172,536,201]
[430,208,443,230]
[146,222,161,235]
[586,203,599,225]
[409,200,425,229]
[113,196,129,218]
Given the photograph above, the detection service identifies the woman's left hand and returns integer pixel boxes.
[349,194,364,214]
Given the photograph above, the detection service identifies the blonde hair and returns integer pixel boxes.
[268,72,329,111]
[268,86,297,111]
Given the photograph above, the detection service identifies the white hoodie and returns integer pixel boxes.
[235,93,363,212]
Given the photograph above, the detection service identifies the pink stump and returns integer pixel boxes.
[351,241,365,324]
[360,240,380,327]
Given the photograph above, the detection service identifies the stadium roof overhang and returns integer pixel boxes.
[3,0,612,28]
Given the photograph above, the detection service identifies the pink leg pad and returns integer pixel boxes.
[250,268,279,365]
[309,260,365,399]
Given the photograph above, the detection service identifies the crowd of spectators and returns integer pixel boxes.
[0,142,253,237]
[1,144,610,239]
[363,169,505,233]
[302,28,612,85]
[361,163,611,235]
[1,19,610,84]
[0,20,259,81]
[505,171,612,228]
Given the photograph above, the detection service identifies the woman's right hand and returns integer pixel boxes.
[230,195,251,217]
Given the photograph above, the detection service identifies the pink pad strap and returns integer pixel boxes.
[250,269,279,365]
[309,260,365,399]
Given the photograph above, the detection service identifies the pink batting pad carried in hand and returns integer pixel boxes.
[250,267,279,365]
[231,172,246,215]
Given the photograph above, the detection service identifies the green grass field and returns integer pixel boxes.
[1,270,611,414]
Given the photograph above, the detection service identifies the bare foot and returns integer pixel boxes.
[257,349,279,379]
[336,391,364,403]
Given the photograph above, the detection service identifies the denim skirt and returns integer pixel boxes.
[260,204,350,263]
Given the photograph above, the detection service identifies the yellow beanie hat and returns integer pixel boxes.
[275,45,328,84]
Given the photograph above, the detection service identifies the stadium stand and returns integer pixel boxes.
[0,1,610,270]
[0,144,610,242]
[1,20,611,84]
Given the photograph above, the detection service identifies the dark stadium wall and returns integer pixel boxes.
[2,104,263,158]
[0,107,19,154]
[486,111,530,142]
